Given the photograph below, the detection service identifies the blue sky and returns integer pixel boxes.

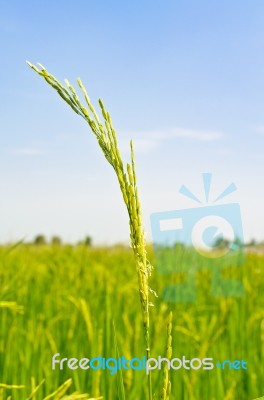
[1,0,264,244]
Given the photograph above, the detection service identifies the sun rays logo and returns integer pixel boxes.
[150,173,245,302]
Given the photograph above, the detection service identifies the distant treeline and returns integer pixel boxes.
[2,235,264,248]
[30,235,92,246]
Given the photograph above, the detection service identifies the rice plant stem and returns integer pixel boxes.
[27,62,154,400]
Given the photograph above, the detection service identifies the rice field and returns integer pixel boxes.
[0,243,263,399]
[8,63,262,400]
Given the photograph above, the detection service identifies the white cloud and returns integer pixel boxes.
[158,128,222,141]
[119,127,223,154]
[11,148,46,156]
[255,125,264,135]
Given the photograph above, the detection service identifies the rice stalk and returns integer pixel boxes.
[25,378,45,400]
[43,379,73,400]
[0,384,25,389]
[92,328,103,398]
[0,301,24,314]
[113,322,126,400]
[161,311,172,400]
[27,61,155,400]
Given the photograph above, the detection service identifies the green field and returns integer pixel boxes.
[0,244,263,399]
